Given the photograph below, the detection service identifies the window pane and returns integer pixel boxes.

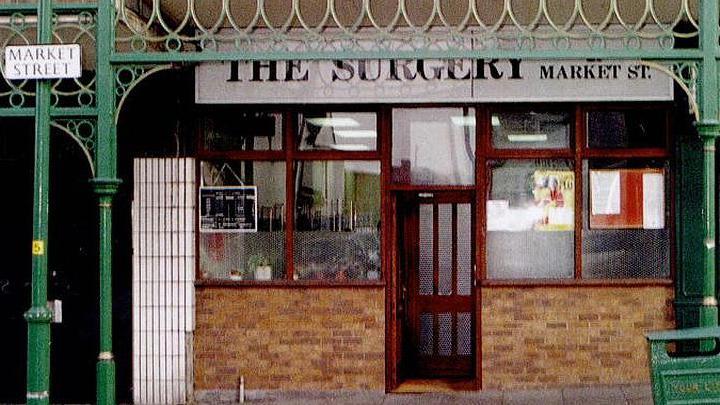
[582,160,670,278]
[297,112,377,151]
[294,161,381,281]
[486,159,574,279]
[392,108,475,185]
[199,161,286,280]
[492,111,570,149]
[587,110,666,149]
[201,111,282,151]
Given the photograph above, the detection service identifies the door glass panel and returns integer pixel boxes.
[438,313,452,356]
[456,203,472,296]
[457,312,472,356]
[392,108,476,185]
[438,204,453,296]
[419,204,434,295]
[419,313,433,355]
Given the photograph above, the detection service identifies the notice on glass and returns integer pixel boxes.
[642,173,665,229]
[590,171,621,215]
[486,200,510,231]
[199,186,258,233]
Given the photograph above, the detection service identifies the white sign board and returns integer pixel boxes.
[4,44,81,80]
[195,59,674,104]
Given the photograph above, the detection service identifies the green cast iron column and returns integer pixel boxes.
[25,0,54,403]
[695,0,720,329]
[696,121,720,331]
[94,0,121,403]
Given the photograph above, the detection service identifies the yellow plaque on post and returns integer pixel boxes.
[32,240,45,255]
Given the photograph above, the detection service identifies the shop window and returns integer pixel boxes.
[392,108,475,185]
[294,161,381,281]
[199,161,286,280]
[486,159,575,279]
[491,111,570,150]
[197,108,381,284]
[297,112,377,151]
[587,110,666,149]
[582,160,670,278]
[200,111,283,151]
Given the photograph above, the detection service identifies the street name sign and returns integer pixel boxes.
[4,44,81,80]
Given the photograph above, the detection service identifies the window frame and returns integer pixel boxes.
[193,103,674,287]
[480,103,674,285]
[196,106,384,286]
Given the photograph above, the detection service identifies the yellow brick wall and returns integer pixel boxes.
[481,286,674,389]
[194,287,385,390]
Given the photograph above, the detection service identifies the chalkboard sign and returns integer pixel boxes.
[199,186,258,232]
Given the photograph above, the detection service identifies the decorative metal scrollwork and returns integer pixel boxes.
[114,63,174,122]
[639,60,699,119]
[0,9,97,110]
[115,0,699,55]
[51,118,97,176]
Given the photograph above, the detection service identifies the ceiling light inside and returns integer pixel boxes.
[330,144,370,151]
[450,116,476,127]
[335,130,377,138]
[507,134,548,142]
[306,117,359,128]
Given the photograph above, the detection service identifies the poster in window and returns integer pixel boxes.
[532,170,575,231]
[199,186,258,232]
[589,168,664,229]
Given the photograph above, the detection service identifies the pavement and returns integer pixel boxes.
[193,384,653,404]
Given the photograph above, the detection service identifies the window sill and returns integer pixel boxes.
[195,278,385,288]
[481,278,673,287]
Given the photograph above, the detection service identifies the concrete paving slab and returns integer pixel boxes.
[383,392,487,405]
[192,384,653,404]
[561,385,626,405]
[621,384,653,402]
[503,389,563,405]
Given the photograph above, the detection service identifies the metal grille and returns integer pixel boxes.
[438,204,453,296]
[456,204,472,296]
[419,313,433,356]
[457,312,472,356]
[133,158,195,404]
[419,204,434,295]
[583,229,670,278]
[293,230,379,280]
[200,232,285,280]
[438,313,452,356]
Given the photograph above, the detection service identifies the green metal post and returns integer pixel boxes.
[695,0,720,331]
[94,0,121,403]
[25,0,54,404]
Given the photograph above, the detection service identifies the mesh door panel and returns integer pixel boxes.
[438,313,452,356]
[419,204,434,295]
[438,204,453,296]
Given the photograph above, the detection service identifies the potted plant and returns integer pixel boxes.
[247,253,272,281]
[229,268,245,281]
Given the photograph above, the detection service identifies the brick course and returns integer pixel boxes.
[481,286,674,389]
[194,287,385,390]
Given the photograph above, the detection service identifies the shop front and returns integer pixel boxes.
[190,58,680,392]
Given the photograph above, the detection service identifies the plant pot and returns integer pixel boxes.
[255,265,272,281]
